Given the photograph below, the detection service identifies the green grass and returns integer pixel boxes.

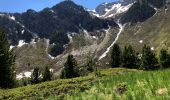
[63,69,170,100]
[1,68,170,99]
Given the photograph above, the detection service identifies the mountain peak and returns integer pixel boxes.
[52,0,84,13]
[54,0,76,7]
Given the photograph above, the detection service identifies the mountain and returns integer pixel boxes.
[120,0,166,24]
[87,0,169,66]
[117,0,169,52]
[0,0,117,57]
[1,1,170,99]
[0,0,120,72]
[88,0,135,18]
[0,0,168,74]
[120,2,156,24]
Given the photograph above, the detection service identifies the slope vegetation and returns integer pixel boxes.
[117,3,170,52]
[1,68,170,99]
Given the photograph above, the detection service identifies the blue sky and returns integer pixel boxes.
[0,0,118,13]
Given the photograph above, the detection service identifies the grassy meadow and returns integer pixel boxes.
[1,68,170,99]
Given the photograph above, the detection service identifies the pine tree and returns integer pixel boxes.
[159,48,170,69]
[42,65,53,82]
[0,30,16,88]
[122,45,138,69]
[31,67,40,84]
[60,55,79,79]
[110,44,121,68]
[141,45,158,70]
[86,56,96,72]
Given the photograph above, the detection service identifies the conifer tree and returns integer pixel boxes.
[159,48,170,69]
[122,45,138,69]
[31,67,40,84]
[42,65,53,82]
[60,55,79,79]
[0,30,16,88]
[110,44,121,68]
[141,45,158,70]
[86,56,96,72]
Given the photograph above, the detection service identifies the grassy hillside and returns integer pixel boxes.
[117,5,170,52]
[14,39,57,72]
[1,68,170,99]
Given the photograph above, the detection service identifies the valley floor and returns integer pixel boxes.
[1,68,170,100]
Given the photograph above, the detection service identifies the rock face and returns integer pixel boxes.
[120,2,156,24]
[120,0,166,24]
[0,0,117,57]
[89,0,135,18]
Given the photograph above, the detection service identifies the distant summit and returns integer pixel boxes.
[88,0,135,18]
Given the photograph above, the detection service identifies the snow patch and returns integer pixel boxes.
[92,36,97,39]
[86,8,96,13]
[16,71,32,80]
[0,14,5,16]
[139,40,143,44]
[83,29,91,38]
[83,30,98,40]
[45,39,57,60]
[67,33,73,43]
[151,47,155,51]
[10,45,15,50]
[99,21,124,60]
[86,8,101,17]
[17,40,28,47]
[92,9,96,13]
[165,8,168,14]
[50,68,54,72]
[9,16,15,21]
[21,29,25,34]
[101,3,133,18]
[30,39,36,45]
[50,9,55,13]
[107,14,114,18]
[48,54,56,60]
[46,39,50,52]
[105,8,110,12]
[92,13,101,17]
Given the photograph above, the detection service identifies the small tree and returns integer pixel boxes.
[42,65,53,82]
[20,76,30,86]
[60,55,79,79]
[141,45,158,70]
[0,30,16,88]
[86,56,96,72]
[31,67,40,84]
[159,48,170,69]
[122,45,138,69]
[110,44,122,68]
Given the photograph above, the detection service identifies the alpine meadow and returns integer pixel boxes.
[0,0,170,99]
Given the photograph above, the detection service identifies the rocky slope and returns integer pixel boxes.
[0,1,120,73]
[117,0,169,52]
[0,0,169,77]
[0,0,117,57]
[88,0,135,18]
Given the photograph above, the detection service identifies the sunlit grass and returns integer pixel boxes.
[64,69,170,100]
[1,68,170,99]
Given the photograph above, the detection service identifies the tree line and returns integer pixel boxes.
[1,29,170,89]
[111,44,170,70]
[0,31,53,88]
